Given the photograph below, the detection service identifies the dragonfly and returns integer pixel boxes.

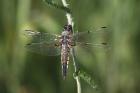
[24,24,109,79]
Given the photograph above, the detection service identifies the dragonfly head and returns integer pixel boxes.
[64,24,72,32]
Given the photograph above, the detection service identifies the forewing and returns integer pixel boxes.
[24,30,60,43]
[73,27,111,50]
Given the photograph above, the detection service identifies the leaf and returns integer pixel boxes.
[78,69,98,89]
[43,0,71,13]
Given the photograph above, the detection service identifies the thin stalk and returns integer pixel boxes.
[71,48,81,93]
[61,0,73,26]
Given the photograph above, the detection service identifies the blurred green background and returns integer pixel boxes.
[0,0,140,93]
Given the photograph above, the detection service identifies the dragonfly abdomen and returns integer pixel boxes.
[62,62,68,79]
[61,44,70,79]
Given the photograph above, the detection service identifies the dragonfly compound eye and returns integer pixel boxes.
[64,24,72,32]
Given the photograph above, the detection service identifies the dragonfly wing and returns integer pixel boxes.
[75,42,111,50]
[25,42,61,56]
[24,30,61,43]
[24,30,61,56]
[73,27,110,44]
[72,27,111,52]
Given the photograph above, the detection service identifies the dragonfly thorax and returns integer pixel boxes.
[61,31,69,36]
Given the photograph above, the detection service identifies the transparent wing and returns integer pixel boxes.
[76,42,109,48]
[25,42,61,56]
[73,27,110,48]
[24,30,61,56]
[24,30,61,43]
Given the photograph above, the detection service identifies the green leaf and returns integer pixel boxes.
[78,70,97,89]
[43,0,71,13]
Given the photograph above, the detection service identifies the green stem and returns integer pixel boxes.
[71,48,81,93]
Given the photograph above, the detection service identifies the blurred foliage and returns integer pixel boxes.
[0,0,140,93]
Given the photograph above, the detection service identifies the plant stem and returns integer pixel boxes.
[61,0,73,26]
[61,0,81,93]
[71,48,81,93]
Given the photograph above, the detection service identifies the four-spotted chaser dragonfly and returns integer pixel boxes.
[25,24,109,79]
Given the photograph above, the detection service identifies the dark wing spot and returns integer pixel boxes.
[101,26,107,28]
[101,42,107,45]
